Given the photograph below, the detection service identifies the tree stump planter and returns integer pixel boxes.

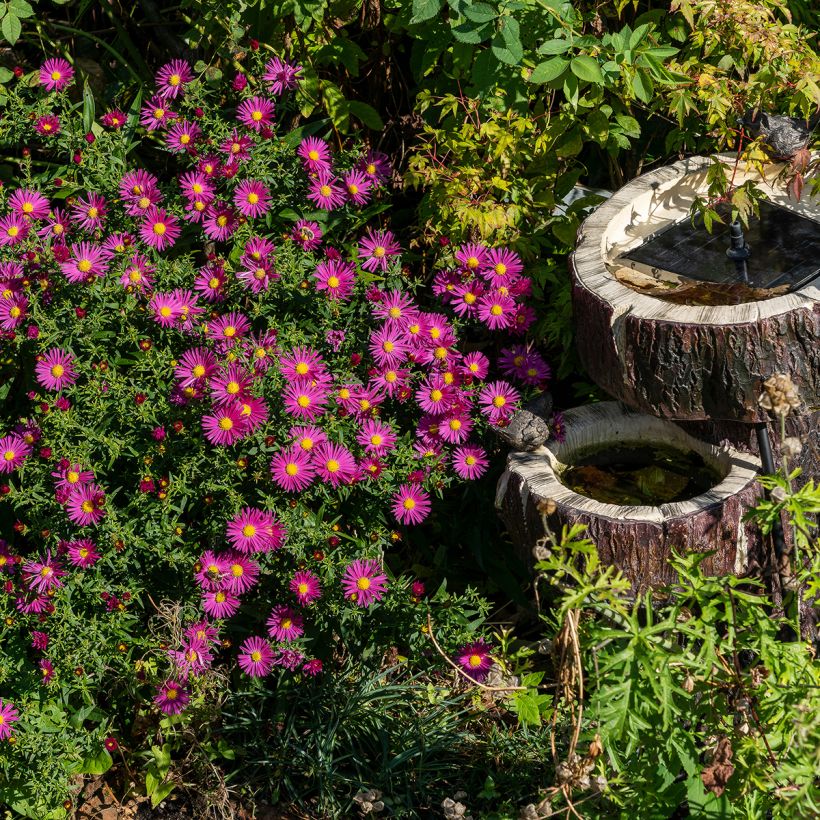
[571,155,820,423]
[496,402,766,592]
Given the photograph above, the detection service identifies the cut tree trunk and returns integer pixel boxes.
[571,155,820,423]
[496,402,767,592]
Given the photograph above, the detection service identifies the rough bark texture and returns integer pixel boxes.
[680,410,820,484]
[572,277,820,424]
[498,468,767,593]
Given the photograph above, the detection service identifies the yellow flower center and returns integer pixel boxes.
[251,110,263,121]
[247,193,259,205]
[300,437,313,450]
[357,577,371,590]
[326,459,339,473]
[226,381,240,394]
[81,500,95,513]
[348,184,359,195]
[218,417,234,430]
[209,277,220,289]
[67,471,79,483]
[77,260,92,273]
[160,306,172,317]
[231,564,243,577]
[430,389,443,403]
[308,150,319,160]
[153,222,166,235]
[467,256,479,269]
[216,215,228,227]
[373,246,385,258]
[327,276,340,289]
[223,326,236,337]
[169,74,181,86]
[192,364,205,377]
[495,263,507,276]
[251,650,262,661]
[320,185,332,197]
[465,456,476,466]
[242,524,256,537]
[370,434,383,446]
[281,618,293,630]
[492,395,506,408]
[464,292,476,304]
[490,304,503,316]
[469,654,482,668]
[297,395,311,408]
[6,226,19,238]
[50,70,62,81]
[285,463,299,476]
[22,202,34,213]
[51,364,65,377]
[449,419,461,430]
[383,341,394,353]
[403,498,416,510]
[385,371,396,383]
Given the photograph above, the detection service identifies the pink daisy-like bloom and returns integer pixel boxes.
[237,396,269,435]
[370,366,410,398]
[195,551,229,591]
[39,58,74,91]
[279,346,327,383]
[302,658,323,676]
[510,303,537,336]
[16,594,50,615]
[220,129,253,165]
[194,264,227,302]
[0,214,30,246]
[237,261,275,294]
[270,445,316,492]
[223,552,260,595]
[233,179,271,218]
[38,208,69,242]
[51,462,93,492]
[452,445,489,480]
[292,219,323,251]
[202,202,239,242]
[372,290,419,325]
[119,253,156,292]
[175,347,219,387]
[0,699,20,741]
[210,363,253,404]
[31,631,49,651]
[274,648,305,670]
[290,571,322,606]
[35,114,61,136]
[178,170,215,204]
[202,404,247,446]
[451,280,486,318]
[314,259,356,301]
[149,291,184,328]
[483,247,524,286]
[263,56,303,94]
[358,229,401,273]
[461,351,490,381]
[242,235,276,266]
[227,507,286,554]
[66,483,106,527]
[297,137,332,174]
[186,621,221,645]
[120,168,160,199]
[244,331,278,374]
[356,419,397,456]
[478,380,521,425]
[282,380,329,422]
[342,170,372,206]
[35,349,78,391]
[59,242,108,284]
[266,605,304,642]
[0,296,27,330]
[155,60,194,99]
[9,189,51,220]
[456,640,493,682]
[307,174,346,210]
[237,96,275,132]
[102,109,127,128]
[439,411,473,445]
[140,207,181,252]
[392,484,432,526]
[341,559,388,608]
[165,119,200,153]
[477,292,516,330]
[208,311,251,348]
[70,193,107,232]
[358,149,392,184]
[101,232,135,257]
[140,94,177,131]
[39,656,55,682]
[154,680,190,715]
[368,324,410,368]
[314,441,357,488]
[237,636,274,677]
[455,242,489,273]
[169,637,214,678]
[66,538,101,568]
[202,588,241,619]
[415,376,454,416]
[290,424,328,454]
[22,552,66,593]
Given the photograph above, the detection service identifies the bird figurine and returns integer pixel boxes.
[741,110,820,160]
[495,391,554,451]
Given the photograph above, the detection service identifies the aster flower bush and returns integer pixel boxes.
[0,47,558,813]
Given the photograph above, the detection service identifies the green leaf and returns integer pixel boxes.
[75,749,112,776]
[9,0,33,17]
[452,20,492,43]
[631,69,654,103]
[0,67,14,84]
[411,0,443,23]
[463,2,496,23]
[150,782,175,808]
[82,79,95,134]
[538,38,572,55]
[615,113,641,137]
[348,100,384,130]
[491,17,524,65]
[529,57,569,84]
[570,55,603,84]
[322,82,349,131]
[1,13,21,45]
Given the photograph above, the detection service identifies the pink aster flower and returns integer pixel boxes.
[233,179,271,218]
[270,445,316,492]
[220,129,253,165]
[59,242,108,284]
[195,551,229,591]
[461,352,490,381]
[237,96,275,132]
[290,571,322,605]
[101,109,127,128]
[356,420,397,456]
[314,259,355,301]
[455,242,489,273]
[39,658,55,684]
[178,170,215,203]
[290,424,328,454]
[70,193,107,232]
[148,291,184,328]
[263,56,303,94]
[35,349,77,391]
[439,410,473,444]
[66,483,106,526]
[223,552,260,595]
[0,699,20,741]
[238,636,274,677]
[483,247,524,286]
[186,621,221,645]
[192,263,226,302]
[202,404,247,446]
[9,189,50,220]
[357,150,392,184]
[451,281,486,318]
[236,396,269,434]
[341,559,388,607]
[208,311,251,348]
[202,202,239,242]
[415,376,455,416]
[0,214,30,246]
[140,207,181,251]
[202,588,241,619]
[452,445,489,480]
[35,114,61,136]
[266,605,304,642]
[342,169,372,206]
[314,441,357,487]
[510,303,537,336]
[307,174,346,210]
[168,637,214,678]
[31,631,49,651]
[358,229,401,273]
[392,484,431,526]
[303,658,323,676]
[372,290,419,325]
[456,640,493,682]
[279,346,327,382]
[119,253,156,292]
[477,292,516,330]
[292,219,323,251]
[51,461,93,492]
[227,507,286,554]
[368,324,410,368]
[140,94,177,131]
[237,261,275,294]
[165,119,200,153]
[283,380,329,421]
[210,363,253,404]
[154,680,189,715]
[22,552,66,593]
[39,58,74,91]
[175,347,218,387]
[155,60,194,99]
[297,137,332,174]
[66,538,101,568]
[0,296,27,330]
[370,366,410,398]
[478,380,520,424]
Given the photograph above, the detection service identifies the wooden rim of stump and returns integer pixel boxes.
[571,154,820,421]
[496,402,761,524]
